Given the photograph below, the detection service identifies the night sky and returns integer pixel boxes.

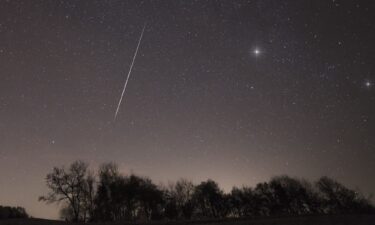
[0,0,374,219]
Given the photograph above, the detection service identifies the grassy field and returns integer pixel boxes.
[1,215,375,225]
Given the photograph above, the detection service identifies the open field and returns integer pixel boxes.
[1,215,375,225]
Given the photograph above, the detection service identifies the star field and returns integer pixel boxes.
[0,0,374,219]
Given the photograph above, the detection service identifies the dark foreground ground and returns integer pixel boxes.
[1,215,375,225]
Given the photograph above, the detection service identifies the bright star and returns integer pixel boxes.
[365,81,371,87]
[253,48,260,56]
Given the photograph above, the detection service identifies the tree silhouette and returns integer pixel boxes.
[193,179,227,218]
[268,176,320,215]
[40,161,375,222]
[229,186,256,217]
[0,206,28,219]
[39,160,93,222]
[316,176,372,214]
[93,163,164,222]
[253,182,273,216]
[93,162,121,221]
[164,179,196,219]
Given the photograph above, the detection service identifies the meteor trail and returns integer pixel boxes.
[114,23,146,121]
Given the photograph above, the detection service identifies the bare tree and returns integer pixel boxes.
[174,179,195,219]
[39,160,92,222]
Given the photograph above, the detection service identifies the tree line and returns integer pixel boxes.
[0,206,28,220]
[39,160,374,222]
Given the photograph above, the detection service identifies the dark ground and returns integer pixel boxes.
[1,215,375,225]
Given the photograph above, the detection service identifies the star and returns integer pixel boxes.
[365,81,371,88]
[253,48,261,56]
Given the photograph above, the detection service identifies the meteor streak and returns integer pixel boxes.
[114,23,146,121]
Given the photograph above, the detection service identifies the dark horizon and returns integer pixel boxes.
[3,163,375,220]
[1,0,374,220]
[12,160,375,221]
[5,168,375,220]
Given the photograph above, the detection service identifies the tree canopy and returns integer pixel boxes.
[40,161,374,222]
